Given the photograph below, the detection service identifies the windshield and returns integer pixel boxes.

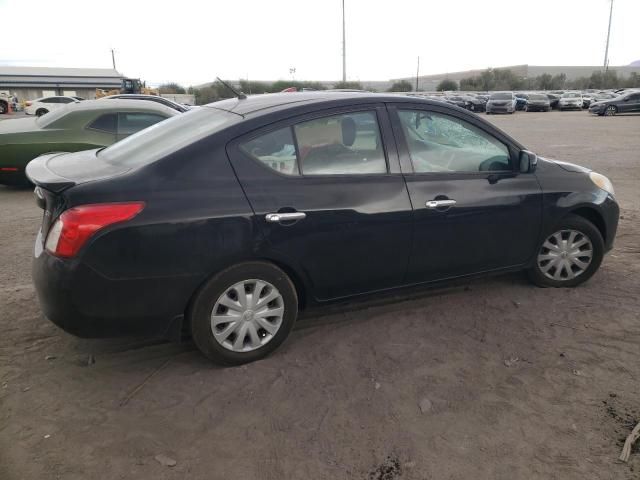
[490,93,512,100]
[562,92,581,98]
[529,94,548,100]
[98,106,240,167]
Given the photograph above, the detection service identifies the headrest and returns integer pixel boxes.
[341,117,356,147]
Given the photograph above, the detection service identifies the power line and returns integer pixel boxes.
[341,0,346,82]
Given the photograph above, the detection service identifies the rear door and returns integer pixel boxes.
[227,105,413,301]
[389,103,542,283]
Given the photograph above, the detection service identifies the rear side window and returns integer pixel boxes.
[87,113,117,133]
[239,111,387,176]
[240,127,299,175]
[117,113,166,135]
[59,97,75,104]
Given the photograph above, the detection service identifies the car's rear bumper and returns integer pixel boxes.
[0,169,28,186]
[526,104,550,111]
[32,240,186,338]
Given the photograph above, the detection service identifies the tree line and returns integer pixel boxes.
[159,80,366,104]
[158,69,640,105]
[435,68,640,92]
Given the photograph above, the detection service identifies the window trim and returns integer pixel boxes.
[388,103,520,176]
[235,105,394,179]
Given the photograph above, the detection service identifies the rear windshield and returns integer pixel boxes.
[490,93,512,100]
[98,107,240,167]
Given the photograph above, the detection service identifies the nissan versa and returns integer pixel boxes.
[27,92,619,365]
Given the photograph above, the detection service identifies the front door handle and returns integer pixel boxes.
[425,199,457,209]
[265,212,307,223]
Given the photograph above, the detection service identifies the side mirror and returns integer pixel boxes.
[519,150,537,173]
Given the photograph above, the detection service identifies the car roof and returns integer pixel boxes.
[66,99,177,114]
[205,91,463,117]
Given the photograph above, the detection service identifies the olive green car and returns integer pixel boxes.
[0,99,178,185]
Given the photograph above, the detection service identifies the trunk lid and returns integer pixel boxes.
[26,150,133,240]
[25,149,131,193]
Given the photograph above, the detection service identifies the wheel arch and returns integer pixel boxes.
[568,206,606,243]
[182,256,309,335]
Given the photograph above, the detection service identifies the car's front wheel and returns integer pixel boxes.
[190,261,298,365]
[527,215,604,288]
[0,101,7,114]
[604,105,617,116]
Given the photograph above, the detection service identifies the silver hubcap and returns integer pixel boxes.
[210,279,284,352]
[537,229,593,281]
[606,106,616,115]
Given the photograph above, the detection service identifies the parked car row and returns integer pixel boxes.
[411,88,640,117]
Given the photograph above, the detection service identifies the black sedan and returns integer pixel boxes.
[27,92,619,365]
[589,91,640,116]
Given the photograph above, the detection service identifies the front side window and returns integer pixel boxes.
[398,110,511,173]
[239,111,387,176]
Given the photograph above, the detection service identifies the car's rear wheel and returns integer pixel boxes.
[189,261,298,365]
[0,101,7,114]
[35,108,48,117]
[527,215,604,288]
[604,105,617,116]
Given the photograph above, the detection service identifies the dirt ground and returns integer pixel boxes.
[1,110,639,480]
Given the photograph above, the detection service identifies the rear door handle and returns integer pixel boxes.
[425,199,457,209]
[265,212,307,223]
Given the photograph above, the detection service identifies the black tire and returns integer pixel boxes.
[604,105,617,116]
[0,101,6,114]
[36,108,48,117]
[189,261,298,365]
[527,214,604,288]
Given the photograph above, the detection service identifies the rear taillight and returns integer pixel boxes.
[45,202,144,258]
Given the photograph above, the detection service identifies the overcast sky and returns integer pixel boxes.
[1,0,638,86]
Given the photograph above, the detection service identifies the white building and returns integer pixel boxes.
[0,66,123,101]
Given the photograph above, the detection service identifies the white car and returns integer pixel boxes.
[24,96,79,116]
[558,92,583,111]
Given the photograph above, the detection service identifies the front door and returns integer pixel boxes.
[227,105,413,300]
[389,104,542,284]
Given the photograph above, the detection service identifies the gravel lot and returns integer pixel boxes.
[1,110,639,480]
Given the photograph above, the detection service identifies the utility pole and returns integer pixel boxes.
[111,48,117,70]
[415,56,420,91]
[342,0,346,82]
[603,0,614,71]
